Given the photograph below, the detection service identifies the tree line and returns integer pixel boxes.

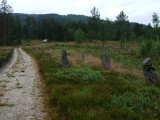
[0,0,160,46]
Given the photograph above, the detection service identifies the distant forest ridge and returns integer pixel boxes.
[12,13,146,27]
[12,13,89,24]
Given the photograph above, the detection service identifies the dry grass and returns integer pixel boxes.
[68,52,143,78]
[111,60,143,78]
[85,54,101,65]
[22,40,42,46]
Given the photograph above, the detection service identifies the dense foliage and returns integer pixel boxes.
[74,28,86,44]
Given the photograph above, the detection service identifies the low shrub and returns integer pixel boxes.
[107,86,160,118]
[55,68,105,83]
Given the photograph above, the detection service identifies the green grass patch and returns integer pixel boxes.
[0,103,14,107]
[55,68,105,83]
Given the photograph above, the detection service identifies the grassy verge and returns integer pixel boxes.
[24,43,160,120]
[0,47,13,60]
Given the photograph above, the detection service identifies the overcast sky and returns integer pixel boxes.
[7,0,160,25]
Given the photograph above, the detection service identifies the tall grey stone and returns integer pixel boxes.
[81,49,86,61]
[60,48,68,67]
[101,51,111,69]
[143,58,158,85]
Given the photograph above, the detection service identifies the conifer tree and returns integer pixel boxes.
[116,10,129,48]
[0,0,13,46]
[152,12,159,42]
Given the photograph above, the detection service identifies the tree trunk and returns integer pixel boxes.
[3,13,6,46]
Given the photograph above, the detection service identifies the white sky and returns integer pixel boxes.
[7,0,160,25]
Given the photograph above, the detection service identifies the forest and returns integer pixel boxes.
[0,0,159,46]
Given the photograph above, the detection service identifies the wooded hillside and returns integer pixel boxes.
[0,1,159,46]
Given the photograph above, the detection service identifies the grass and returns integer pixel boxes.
[16,82,23,89]
[7,73,15,78]
[16,82,20,86]
[0,103,14,107]
[0,47,13,60]
[24,41,160,120]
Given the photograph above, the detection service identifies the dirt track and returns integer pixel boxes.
[0,48,46,120]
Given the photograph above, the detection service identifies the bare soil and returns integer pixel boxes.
[0,48,47,120]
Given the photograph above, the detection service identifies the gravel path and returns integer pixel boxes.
[0,48,46,120]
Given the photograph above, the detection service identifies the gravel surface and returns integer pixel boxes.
[0,48,46,120]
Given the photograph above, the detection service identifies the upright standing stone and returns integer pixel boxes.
[143,58,158,85]
[60,48,68,67]
[101,51,111,69]
[81,49,86,61]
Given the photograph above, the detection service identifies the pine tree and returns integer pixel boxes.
[88,7,101,40]
[115,10,129,48]
[152,12,159,42]
[0,0,13,46]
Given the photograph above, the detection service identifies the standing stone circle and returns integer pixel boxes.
[143,58,158,85]
[101,51,111,69]
[60,47,68,67]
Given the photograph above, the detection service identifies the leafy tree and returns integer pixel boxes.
[152,12,159,42]
[65,20,87,41]
[0,0,13,46]
[74,28,86,44]
[115,10,129,48]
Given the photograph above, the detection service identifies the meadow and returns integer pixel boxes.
[24,40,160,120]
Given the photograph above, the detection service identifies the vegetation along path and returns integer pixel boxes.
[0,48,46,120]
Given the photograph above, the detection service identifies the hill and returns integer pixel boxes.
[12,13,89,24]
